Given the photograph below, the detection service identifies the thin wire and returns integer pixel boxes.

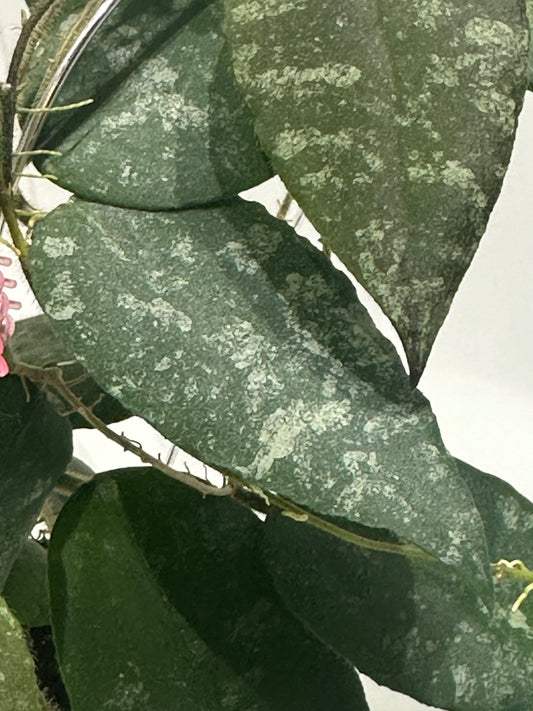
[13,0,122,182]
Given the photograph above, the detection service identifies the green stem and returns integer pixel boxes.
[2,0,57,185]
[492,558,533,585]
[0,188,29,258]
[10,359,234,498]
[226,470,438,563]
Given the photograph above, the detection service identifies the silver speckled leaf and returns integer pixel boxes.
[29,196,492,599]
[265,459,533,711]
[35,0,272,209]
[222,0,528,381]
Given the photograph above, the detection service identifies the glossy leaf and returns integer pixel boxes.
[48,467,369,711]
[2,538,50,628]
[9,315,130,428]
[30,197,492,598]
[0,375,72,589]
[222,0,528,380]
[33,0,272,209]
[0,597,50,710]
[264,459,533,711]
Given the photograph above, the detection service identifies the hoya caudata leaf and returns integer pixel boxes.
[29,196,492,599]
[48,468,369,711]
[33,0,271,209]
[264,459,533,711]
[0,375,72,589]
[222,0,528,382]
[0,597,50,711]
[9,315,131,428]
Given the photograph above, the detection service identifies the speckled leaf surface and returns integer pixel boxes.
[222,0,528,381]
[9,315,131,428]
[264,459,533,711]
[0,375,72,589]
[34,0,272,209]
[29,197,492,598]
[0,598,49,711]
[48,467,368,711]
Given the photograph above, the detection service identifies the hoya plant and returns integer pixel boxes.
[1,0,533,709]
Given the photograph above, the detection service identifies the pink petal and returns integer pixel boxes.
[0,293,8,319]
[0,354,9,377]
[0,256,12,267]
[0,314,15,343]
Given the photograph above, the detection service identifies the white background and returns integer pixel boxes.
[2,3,533,710]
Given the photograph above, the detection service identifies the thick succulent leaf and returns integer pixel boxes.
[33,0,271,209]
[264,459,533,711]
[222,0,528,380]
[48,467,368,711]
[0,597,50,710]
[29,197,493,598]
[0,375,72,589]
[2,538,50,628]
[9,315,130,428]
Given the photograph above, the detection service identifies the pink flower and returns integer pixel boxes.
[0,339,9,378]
[0,256,21,377]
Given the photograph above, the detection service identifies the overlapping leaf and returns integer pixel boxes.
[2,538,50,628]
[9,315,130,428]
[222,0,528,380]
[48,467,369,710]
[30,196,492,598]
[30,0,272,209]
[264,459,533,711]
[0,597,50,710]
[0,375,72,588]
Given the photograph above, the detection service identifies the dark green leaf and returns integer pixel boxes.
[0,597,50,710]
[0,375,72,588]
[222,0,528,380]
[34,0,272,209]
[9,315,131,428]
[264,459,533,711]
[48,467,368,711]
[30,197,492,598]
[2,538,50,628]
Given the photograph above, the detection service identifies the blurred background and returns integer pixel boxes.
[2,4,533,710]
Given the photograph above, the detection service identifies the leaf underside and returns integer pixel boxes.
[48,468,369,711]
